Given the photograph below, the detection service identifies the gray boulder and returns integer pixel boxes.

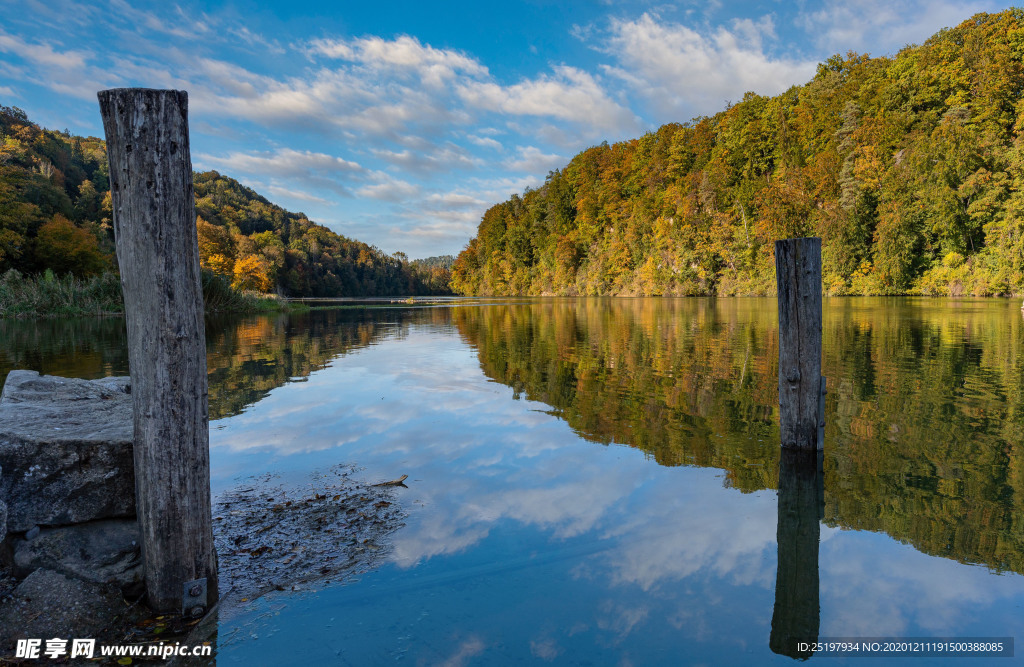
[0,568,124,648]
[13,519,142,590]
[0,371,135,532]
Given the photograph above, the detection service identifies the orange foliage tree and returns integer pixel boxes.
[33,213,110,276]
[232,254,275,292]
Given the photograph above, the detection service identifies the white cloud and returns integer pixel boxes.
[266,184,330,205]
[597,13,818,121]
[196,148,365,199]
[9,0,103,31]
[732,15,777,49]
[504,145,566,173]
[796,0,1002,55]
[457,65,639,133]
[424,192,488,209]
[398,220,480,241]
[195,57,267,98]
[0,32,87,69]
[384,191,492,244]
[228,26,285,55]
[467,134,503,150]
[198,147,363,177]
[531,122,597,151]
[370,144,478,173]
[469,175,547,203]
[308,34,488,87]
[356,178,421,202]
[0,30,110,100]
[153,56,465,139]
[107,0,211,41]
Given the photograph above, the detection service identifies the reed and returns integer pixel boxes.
[0,269,123,317]
[0,269,288,318]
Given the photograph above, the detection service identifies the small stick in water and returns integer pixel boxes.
[371,475,408,487]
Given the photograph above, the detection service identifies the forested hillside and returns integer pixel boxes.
[452,10,1024,297]
[0,106,451,296]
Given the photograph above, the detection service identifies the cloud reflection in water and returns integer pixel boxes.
[211,322,1024,663]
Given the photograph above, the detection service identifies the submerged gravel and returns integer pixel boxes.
[213,464,407,606]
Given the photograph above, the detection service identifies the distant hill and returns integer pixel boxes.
[192,171,450,296]
[452,9,1024,297]
[408,255,455,294]
[0,106,451,296]
[412,254,455,269]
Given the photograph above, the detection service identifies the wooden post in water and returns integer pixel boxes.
[772,237,825,656]
[775,237,824,450]
[98,89,217,614]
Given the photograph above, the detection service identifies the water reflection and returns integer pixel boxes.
[5,299,1024,663]
[453,298,1024,576]
[0,309,436,420]
[206,309,1023,664]
[0,316,128,383]
[6,300,1024,578]
[771,449,824,659]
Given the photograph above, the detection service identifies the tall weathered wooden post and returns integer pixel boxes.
[775,237,824,450]
[98,89,217,614]
[771,236,825,657]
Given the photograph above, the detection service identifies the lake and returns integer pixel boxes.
[2,298,1022,664]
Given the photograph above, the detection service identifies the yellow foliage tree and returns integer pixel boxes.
[231,254,274,292]
[196,216,234,266]
[205,253,234,277]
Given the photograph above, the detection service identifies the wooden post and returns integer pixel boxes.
[773,239,825,655]
[775,237,824,450]
[98,89,217,614]
[770,449,824,658]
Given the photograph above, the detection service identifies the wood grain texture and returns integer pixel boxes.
[98,89,217,612]
[775,237,823,450]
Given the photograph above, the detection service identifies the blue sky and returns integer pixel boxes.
[0,0,1013,258]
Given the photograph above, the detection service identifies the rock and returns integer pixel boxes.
[0,371,135,532]
[13,520,142,591]
[0,498,6,544]
[0,568,125,648]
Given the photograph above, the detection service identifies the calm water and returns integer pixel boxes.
[2,298,1022,664]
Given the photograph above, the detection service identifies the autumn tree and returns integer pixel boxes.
[33,213,110,276]
[232,254,275,292]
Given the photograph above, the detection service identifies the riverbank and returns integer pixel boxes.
[0,470,405,661]
[0,269,299,318]
[0,371,405,660]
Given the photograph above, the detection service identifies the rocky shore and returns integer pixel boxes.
[0,371,406,661]
[0,371,142,655]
